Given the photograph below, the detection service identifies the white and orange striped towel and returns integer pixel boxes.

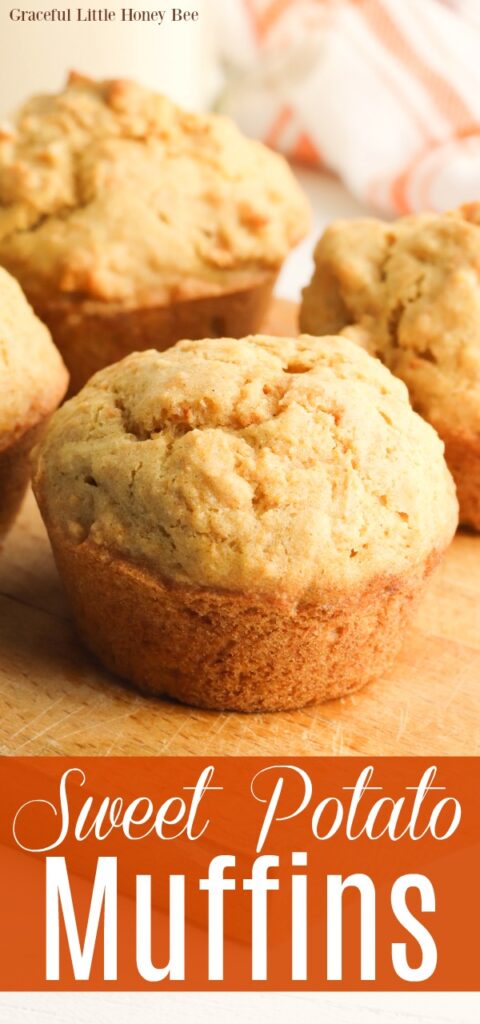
[213,0,480,216]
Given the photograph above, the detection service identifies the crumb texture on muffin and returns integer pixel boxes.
[33,334,458,603]
[0,266,68,448]
[0,74,309,308]
[300,204,480,441]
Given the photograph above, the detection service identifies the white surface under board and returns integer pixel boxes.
[1,992,479,1024]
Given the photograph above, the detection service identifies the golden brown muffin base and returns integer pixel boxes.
[441,427,480,531]
[0,421,46,544]
[38,524,442,712]
[31,274,276,395]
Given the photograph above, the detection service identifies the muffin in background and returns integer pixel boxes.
[33,334,457,712]
[0,267,68,543]
[0,72,309,394]
[301,204,480,530]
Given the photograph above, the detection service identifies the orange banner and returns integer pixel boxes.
[0,757,478,991]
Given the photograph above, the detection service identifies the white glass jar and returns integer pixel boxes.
[1,0,219,118]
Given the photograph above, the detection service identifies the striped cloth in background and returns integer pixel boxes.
[213,0,480,215]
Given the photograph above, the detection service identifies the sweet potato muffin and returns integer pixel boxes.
[0,72,309,394]
[301,204,480,529]
[0,267,68,543]
[32,334,457,711]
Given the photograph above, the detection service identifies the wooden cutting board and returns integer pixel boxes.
[0,301,479,756]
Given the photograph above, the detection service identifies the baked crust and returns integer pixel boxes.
[31,272,276,395]
[32,334,458,599]
[441,427,480,530]
[0,266,69,444]
[0,421,45,543]
[0,265,68,540]
[300,205,480,529]
[32,333,457,710]
[0,75,309,307]
[39,527,442,712]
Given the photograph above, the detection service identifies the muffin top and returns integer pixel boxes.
[0,74,309,308]
[0,267,68,449]
[33,334,457,602]
[301,204,480,439]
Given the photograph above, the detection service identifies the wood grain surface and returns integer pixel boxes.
[0,301,478,756]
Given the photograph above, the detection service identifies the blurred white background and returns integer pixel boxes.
[3,0,480,221]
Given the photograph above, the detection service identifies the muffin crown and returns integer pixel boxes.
[301,204,480,438]
[33,334,458,602]
[0,74,309,307]
[0,267,68,447]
